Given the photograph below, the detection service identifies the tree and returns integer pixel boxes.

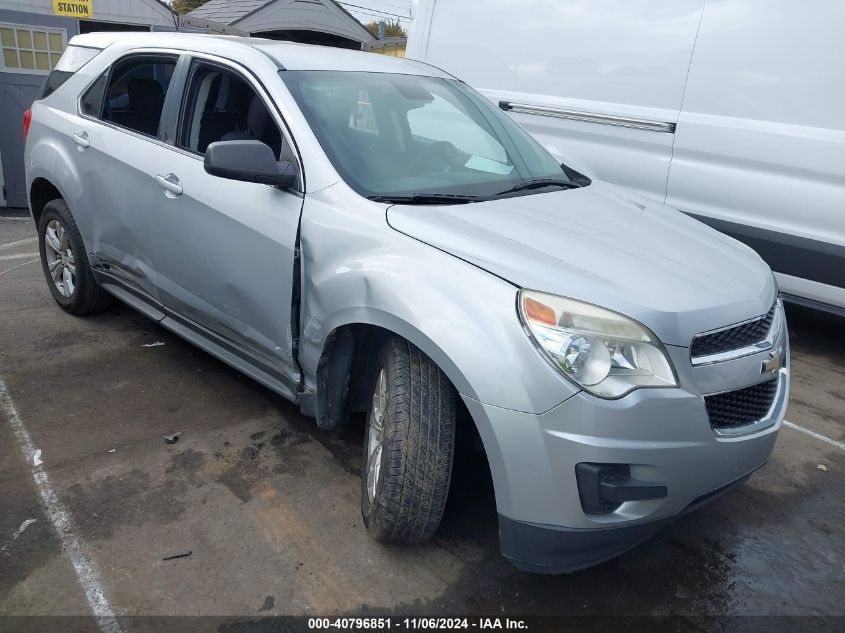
[365,19,407,38]
[172,0,212,15]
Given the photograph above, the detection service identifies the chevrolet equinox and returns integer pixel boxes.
[24,33,789,573]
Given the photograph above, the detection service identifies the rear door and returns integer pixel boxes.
[150,56,304,384]
[410,0,705,201]
[665,0,845,307]
[77,51,179,298]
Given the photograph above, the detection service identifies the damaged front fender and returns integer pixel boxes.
[297,185,578,417]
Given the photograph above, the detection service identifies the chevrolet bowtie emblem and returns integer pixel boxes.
[762,348,784,374]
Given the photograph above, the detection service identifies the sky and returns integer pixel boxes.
[334,0,414,29]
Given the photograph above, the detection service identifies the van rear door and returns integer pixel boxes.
[408,0,705,201]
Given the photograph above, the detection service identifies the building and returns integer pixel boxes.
[0,0,177,208]
[185,0,375,50]
[365,37,406,57]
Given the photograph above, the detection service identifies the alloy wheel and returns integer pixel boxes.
[43,219,76,298]
[365,368,388,503]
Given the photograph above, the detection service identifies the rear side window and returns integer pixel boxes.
[36,45,101,100]
[100,55,177,137]
[80,70,107,117]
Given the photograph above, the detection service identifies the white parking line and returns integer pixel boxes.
[0,375,123,633]
[783,419,845,451]
[0,258,39,277]
[0,236,37,251]
[0,252,38,261]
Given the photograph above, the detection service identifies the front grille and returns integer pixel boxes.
[704,379,779,429]
[691,303,777,358]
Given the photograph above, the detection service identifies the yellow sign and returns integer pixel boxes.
[53,0,93,18]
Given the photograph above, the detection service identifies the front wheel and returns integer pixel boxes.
[361,336,456,544]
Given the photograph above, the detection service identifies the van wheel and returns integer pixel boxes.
[38,199,112,315]
[361,336,456,544]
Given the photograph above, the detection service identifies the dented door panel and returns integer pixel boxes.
[149,149,303,383]
[76,122,163,296]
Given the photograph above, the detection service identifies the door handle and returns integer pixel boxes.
[72,131,90,149]
[154,173,183,197]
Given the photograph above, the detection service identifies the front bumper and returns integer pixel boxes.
[461,324,789,573]
[498,468,756,574]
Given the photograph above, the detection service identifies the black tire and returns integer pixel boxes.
[38,199,112,315]
[361,336,456,544]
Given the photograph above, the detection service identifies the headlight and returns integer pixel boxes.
[518,290,678,398]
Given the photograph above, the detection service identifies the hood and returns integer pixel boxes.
[386,181,776,346]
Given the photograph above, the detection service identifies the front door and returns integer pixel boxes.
[151,58,303,383]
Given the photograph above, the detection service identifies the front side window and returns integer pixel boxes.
[1,23,65,75]
[282,70,572,201]
[178,61,286,161]
[100,56,177,137]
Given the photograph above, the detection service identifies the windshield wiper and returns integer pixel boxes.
[495,178,581,196]
[367,193,484,205]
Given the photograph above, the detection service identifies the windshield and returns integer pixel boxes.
[281,70,578,201]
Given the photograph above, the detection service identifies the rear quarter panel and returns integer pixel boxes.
[24,48,114,259]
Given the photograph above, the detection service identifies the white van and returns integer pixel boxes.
[408,0,845,315]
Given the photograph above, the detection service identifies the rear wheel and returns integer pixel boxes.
[361,336,455,543]
[38,199,112,315]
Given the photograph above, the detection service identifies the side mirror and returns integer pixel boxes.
[204,140,297,188]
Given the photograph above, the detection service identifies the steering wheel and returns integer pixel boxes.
[413,141,462,173]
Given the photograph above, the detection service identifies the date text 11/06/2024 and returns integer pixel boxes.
[308,618,529,629]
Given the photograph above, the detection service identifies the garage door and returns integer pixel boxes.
[0,19,70,208]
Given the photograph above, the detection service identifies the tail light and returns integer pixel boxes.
[23,108,32,142]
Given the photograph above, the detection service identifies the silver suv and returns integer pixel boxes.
[24,33,789,573]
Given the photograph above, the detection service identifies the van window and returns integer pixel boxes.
[101,55,177,137]
[178,61,285,160]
